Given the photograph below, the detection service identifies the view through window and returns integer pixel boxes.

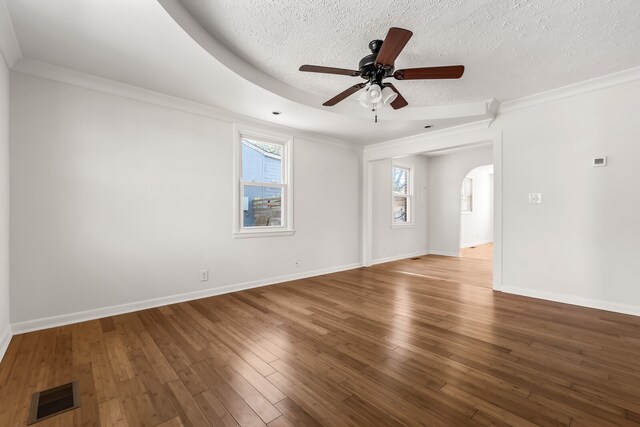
[392,165,412,224]
[241,138,284,228]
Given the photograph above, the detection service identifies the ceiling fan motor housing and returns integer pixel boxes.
[359,39,394,85]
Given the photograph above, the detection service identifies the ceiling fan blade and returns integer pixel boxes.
[375,27,413,67]
[385,84,408,109]
[394,65,465,80]
[323,83,367,106]
[299,65,360,76]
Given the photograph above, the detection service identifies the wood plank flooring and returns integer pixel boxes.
[2,250,640,426]
[461,243,493,261]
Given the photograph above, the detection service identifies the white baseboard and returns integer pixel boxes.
[501,286,640,317]
[428,250,461,257]
[370,250,430,266]
[0,325,11,364]
[461,239,493,249]
[11,262,363,334]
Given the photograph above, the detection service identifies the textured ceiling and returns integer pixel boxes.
[6,0,494,144]
[5,0,640,144]
[178,0,640,106]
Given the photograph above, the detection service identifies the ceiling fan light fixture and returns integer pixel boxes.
[357,89,373,109]
[381,86,398,106]
[366,84,383,104]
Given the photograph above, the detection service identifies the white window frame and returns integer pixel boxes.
[461,176,473,213]
[233,126,294,238]
[391,164,414,228]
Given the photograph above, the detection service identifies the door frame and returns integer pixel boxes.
[362,126,503,291]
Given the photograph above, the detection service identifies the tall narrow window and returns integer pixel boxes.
[392,165,412,225]
[234,128,293,237]
[461,177,473,212]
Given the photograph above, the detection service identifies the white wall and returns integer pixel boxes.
[497,78,640,314]
[9,72,362,327]
[460,165,493,248]
[427,145,493,256]
[371,155,429,263]
[8,61,640,336]
[0,54,10,356]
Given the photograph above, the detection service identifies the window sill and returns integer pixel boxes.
[391,223,415,229]
[233,229,296,239]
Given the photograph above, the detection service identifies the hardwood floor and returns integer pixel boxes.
[2,252,640,426]
[461,243,493,261]
[387,244,493,289]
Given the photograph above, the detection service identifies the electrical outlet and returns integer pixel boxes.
[200,270,209,281]
[294,259,300,268]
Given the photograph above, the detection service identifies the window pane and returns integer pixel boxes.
[393,196,408,223]
[392,167,408,194]
[241,138,282,183]
[461,177,473,212]
[243,186,282,227]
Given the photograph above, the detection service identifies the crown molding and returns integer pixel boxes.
[158,0,495,123]
[11,58,361,152]
[361,66,640,158]
[0,0,22,67]
[363,118,496,161]
[499,66,640,114]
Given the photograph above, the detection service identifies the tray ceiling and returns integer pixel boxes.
[5,0,640,144]
[177,0,640,106]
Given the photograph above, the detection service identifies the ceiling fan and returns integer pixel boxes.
[299,27,464,116]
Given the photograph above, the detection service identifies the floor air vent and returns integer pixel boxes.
[28,381,80,425]
[411,257,421,260]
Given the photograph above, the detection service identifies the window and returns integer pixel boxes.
[234,127,293,237]
[392,165,413,226]
[461,177,473,212]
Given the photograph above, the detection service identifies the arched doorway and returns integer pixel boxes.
[362,128,503,291]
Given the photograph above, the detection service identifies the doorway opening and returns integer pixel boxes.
[460,164,493,265]
[363,128,502,291]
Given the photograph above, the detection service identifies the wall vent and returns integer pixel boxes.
[27,381,80,425]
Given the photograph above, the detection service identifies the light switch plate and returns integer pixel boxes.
[528,193,543,204]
